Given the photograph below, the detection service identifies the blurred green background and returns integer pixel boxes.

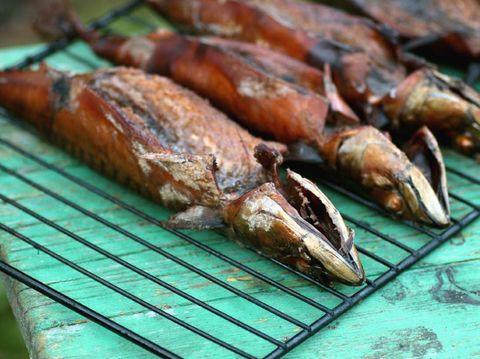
[0,284,28,359]
[0,0,126,47]
[0,1,125,357]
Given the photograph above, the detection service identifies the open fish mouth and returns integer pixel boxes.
[401,126,450,227]
[284,169,365,285]
[223,145,365,286]
[397,169,450,227]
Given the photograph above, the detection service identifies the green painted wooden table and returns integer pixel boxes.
[0,7,480,358]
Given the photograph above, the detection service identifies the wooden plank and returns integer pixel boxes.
[0,15,479,359]
[288,259,480,359]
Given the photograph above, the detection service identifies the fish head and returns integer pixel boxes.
[383,69,480,155]
[345,127,450,227]
[223,175,365,286]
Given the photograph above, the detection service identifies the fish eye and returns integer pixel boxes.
[385,193,404,214]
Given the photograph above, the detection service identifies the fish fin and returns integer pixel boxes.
[323,64,360,126]
[264,140,289,156]
[141,152,223,208]
[254,143,284,189]
[404,126,450,216]
[166,206,225,230]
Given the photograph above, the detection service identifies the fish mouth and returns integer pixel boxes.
[368,149,450,228]
[398,166,450,227]
[361,164,450,227]
[224,145,365,286]
[284,170,365,285]
[402,126,450,227]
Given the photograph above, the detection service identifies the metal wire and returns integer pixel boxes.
[0,0,479,358]
[0,260,179,359]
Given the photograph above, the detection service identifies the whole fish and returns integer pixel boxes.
[0,65,365,285]
[147,0,480,156]
[39,11,450,227]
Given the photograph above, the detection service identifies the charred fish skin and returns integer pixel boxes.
[145,32,330,144]
[350,0,480,60]
[0,66,365,285]
[195,37,360,125]
[148,0,480,156]
[146,0,316,60]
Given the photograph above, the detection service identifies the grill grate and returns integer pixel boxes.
[0,1,479,358]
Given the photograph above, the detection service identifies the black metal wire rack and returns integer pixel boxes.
[0,1,479,358]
